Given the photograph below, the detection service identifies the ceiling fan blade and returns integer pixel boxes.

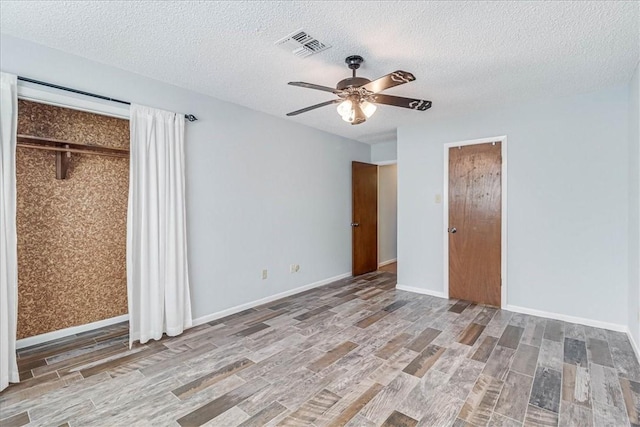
[361,71,416,93]
[288,82,338,93]
[286,99,342,116]
[372,94,432,111]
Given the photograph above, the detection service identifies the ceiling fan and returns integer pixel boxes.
[286,55,432,125]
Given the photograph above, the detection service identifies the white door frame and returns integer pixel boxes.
[17,84,130,119]
[14,82,131,349]
[375,161,398,267]
[443,135,508,308]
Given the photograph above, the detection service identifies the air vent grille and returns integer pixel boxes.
[275,29,331,58]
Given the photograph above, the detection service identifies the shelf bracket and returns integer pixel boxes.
[55,144,70,180]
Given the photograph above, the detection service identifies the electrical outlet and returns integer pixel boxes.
[290,264,300,273]
[261,269,268,280]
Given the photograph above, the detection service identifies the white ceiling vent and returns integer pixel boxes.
[275,29,331,58]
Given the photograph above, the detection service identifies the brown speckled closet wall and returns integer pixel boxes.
[16,100,129,339]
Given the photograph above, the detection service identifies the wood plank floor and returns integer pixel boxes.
[1,271,638,426]
[378,262,397,274]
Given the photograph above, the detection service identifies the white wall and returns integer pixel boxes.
[371,141,397,163]
[1,34,371,321]
[629,61,640,346]
[378,164,397,264]
[398,85,629,327]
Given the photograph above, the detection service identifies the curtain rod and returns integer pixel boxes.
[17,76,198,122]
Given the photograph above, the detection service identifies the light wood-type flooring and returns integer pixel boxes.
[1,271,639,426]
[378,263,397,274]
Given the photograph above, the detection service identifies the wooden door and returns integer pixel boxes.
[352,161,378,276]
[449,142,501,306]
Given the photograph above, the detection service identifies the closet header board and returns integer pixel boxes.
[16,100,129,339]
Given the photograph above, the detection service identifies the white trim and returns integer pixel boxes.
[192,272,352,326]
[627,329,640,365]
[378,258,397,267]
[443,135,508,307]
[17,84,130,119]
[397,285,629,335]
[505,304,627,333]
[396,284,447,299]
[16,272,353,348]
[376,162,397,266]
[377,163,380,265]
[16,315,129,349]
[14,83,131,351]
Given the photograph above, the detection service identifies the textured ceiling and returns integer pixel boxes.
[1,1,638,144]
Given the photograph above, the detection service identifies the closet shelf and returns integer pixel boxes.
[17,134,129,158]
[17,134,129,180]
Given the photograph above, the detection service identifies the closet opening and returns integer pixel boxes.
[15,99,130,344]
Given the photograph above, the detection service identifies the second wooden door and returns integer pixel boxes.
[448,142,502,306]
[352,161,378,276]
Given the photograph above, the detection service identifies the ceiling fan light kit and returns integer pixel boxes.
[287,55,432,125]
[337,98,376,124]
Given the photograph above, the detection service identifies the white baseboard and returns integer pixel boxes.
[16,314,129,349]
[627,328,640,364]
[15,272,353,349]
[395,286,629,335]
[20,274,636,359]
[192,272,352,326]
[378,258,397,268]
[395,284,446,299]
[504,304,627,333]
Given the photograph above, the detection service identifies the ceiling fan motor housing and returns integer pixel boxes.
[339,55,370,90]
[336,77,371,91]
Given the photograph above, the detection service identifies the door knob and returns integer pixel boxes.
[449,227,457,233]
[351,223,360,227]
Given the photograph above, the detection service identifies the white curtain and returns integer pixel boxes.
[127,104,192,347]
[0,72,19,391]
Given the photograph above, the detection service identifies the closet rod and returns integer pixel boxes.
[17,76,198,122]
[17,144,129,158]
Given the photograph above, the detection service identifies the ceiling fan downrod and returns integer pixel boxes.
[337,55,371,91]
[345,55,364,78]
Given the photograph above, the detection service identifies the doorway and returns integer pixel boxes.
[13,86,131,349]
[378,164,397,273]
[352,161,378,276]
[15,99,129,341]
[351,161,398,277]
[444,136,507,307]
